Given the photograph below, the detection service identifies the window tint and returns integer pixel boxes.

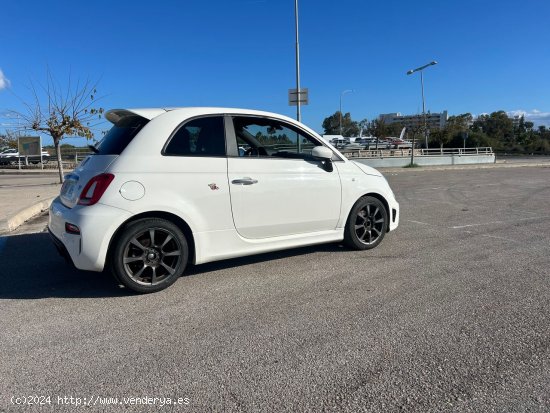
[232,116,321,159]
[95,116,148,155]
[165,116,226,157]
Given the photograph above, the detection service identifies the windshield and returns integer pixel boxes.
[94,115,149,155]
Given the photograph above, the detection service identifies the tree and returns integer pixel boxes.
[404,117,425,149]
[322,111,359,137]
[472,111,514,148]
[368,118,388,139]
[0,130,20,149]
[429,128,452,151]
[12,73,103,183]
[432,113,472,150]
[448,113,473,132]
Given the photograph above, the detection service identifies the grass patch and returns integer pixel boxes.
[403,163,421,168]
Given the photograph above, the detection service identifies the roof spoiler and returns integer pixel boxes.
[105,108,167,124]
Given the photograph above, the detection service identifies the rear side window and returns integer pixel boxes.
[164,116,226,157]
[95,116,149,155]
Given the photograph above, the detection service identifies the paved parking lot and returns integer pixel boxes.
[1,166,549,412]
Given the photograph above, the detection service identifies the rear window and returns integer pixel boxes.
[94,116,149,155]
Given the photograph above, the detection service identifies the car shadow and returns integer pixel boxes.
[0,233,127,299]
[0,232,345,299]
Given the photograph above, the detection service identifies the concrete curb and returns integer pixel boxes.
[0,197,56,233]
[378,162,550,173]
[0,169,62,176]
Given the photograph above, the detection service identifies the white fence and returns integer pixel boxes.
[349,147,496,168]
[341,147,494,159]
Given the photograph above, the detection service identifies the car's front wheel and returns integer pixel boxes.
[111,218,188,293]
[344,196,388,250]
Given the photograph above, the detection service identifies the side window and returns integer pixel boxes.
[232,116,321,159]
[165,116,226,157]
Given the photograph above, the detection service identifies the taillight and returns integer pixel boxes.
[78,173,115,206]
[65,222,81,234]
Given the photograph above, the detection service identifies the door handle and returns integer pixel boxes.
[231,177,258,185]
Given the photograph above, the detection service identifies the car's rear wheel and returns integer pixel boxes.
[344,196,388,250]
[111,218,188,293]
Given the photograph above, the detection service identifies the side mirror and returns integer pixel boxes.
[312,146,333,160]
[312,146,334,172]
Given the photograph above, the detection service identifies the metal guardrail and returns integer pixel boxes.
[342,147,494,159]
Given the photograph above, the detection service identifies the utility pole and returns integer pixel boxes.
[294,0,301,122]
[339,89,353,135]
[407,61,438,149]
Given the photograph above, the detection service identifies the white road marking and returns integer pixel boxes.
[521,210,541,216]
[404,197,458,206]
[451,221,504,229]
[482,234,518,243]
[475,183,501,187]
[407,220,431,226]
[451,216,548,229]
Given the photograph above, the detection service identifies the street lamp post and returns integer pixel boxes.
[339,89,353,135]
[294,0,301,123]
[406,61,438,149]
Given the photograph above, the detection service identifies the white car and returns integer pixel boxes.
[0,148,50,165]
[49,108,399,293]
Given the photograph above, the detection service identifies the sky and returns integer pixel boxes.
[1,0,550,145]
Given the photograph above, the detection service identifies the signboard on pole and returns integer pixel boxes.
[288,88,309,106]
[18,136,41,156]
[17,136,42,169]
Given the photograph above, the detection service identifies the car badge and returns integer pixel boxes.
[208,183,219,190]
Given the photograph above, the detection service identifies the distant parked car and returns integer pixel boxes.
[48,107,400,293]
[391,139,412,149]
[330,138,350,148]
[362,139,391,150]
[342,143,364,151]
[0,149,18,165]
[0,149,50,165]
[356,137,375,145]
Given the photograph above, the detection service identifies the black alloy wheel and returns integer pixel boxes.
[111,218,188,293]
[344,196,388,250]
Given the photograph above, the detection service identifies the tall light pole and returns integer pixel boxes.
[339,89,353,135]
[406,61,437,149]
[294,0,301,122]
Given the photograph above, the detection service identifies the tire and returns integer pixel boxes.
[111,218,189,293]
[344,196,388,250]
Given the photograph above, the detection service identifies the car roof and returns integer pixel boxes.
[106,107,301,125]
[105,107,347,162]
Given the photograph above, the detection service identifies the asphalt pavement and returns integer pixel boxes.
[1,166,549,412]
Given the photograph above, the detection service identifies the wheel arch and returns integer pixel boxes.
[106,211,196,265]
[357,192,391,232]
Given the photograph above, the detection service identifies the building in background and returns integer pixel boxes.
[379,110,448,130]
[508,114,522,128]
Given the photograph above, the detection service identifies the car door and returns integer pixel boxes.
[226,115,342,239]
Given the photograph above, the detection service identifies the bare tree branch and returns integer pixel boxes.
[9,71,104,183]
